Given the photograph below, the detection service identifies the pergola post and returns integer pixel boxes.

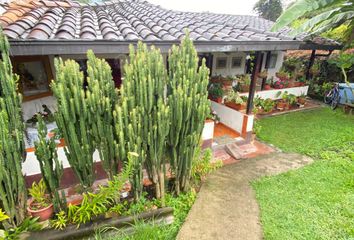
[246,51,262,115]
[306,50,316,80]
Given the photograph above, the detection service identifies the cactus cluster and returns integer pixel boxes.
[117,43,170,202]
[34,115,66,212]
[85,50,120,180]
[167,34,210,194]
[0,30,27,228]
[51,58,95,190]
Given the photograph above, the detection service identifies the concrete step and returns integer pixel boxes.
[225,143,245,160]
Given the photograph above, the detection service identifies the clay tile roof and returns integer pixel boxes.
[0,0,338,47]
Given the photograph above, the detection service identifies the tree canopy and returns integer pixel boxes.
[253,0,283,22]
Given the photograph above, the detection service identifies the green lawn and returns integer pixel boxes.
[253,107,354,240]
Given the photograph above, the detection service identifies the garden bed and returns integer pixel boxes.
[24,207,174,240]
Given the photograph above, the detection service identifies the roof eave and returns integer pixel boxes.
[299,43,343,51]
[8,39,302,56]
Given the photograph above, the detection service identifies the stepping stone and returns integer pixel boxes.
[225,143,244,159]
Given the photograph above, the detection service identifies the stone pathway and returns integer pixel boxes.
[177,152,313,240]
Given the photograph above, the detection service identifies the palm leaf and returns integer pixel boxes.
[271,0,341,32]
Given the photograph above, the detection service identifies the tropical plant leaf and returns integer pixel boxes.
[311,11,354,35]
[290,8,341,35]
[272,0,341,31]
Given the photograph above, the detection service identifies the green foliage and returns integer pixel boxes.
[28,179,49,209]
[50,211,67,230]
[56,155,134,228]
[68,192,111,227]
[3,217,42,240]
[167,32,210,194]
[86,50,120,180]
[253,0,283,21]
[0,30,27,229]
[272,0,354,46]
[329,52,354,84]
[208,83,224,98]
[225,90,244,104]
[254,97,276,113]
[51,58,95,189]
[191,148,223,183]
[34,115,66,212]
[253,109,354,239]
[321,23,351,42]
[123,193,157,216]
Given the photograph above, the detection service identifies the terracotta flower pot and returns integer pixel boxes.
[264,84,272,90]
[222,80,233,87]
[209,96,223,103]
[241,85,250,92]
[298,97,306,105]
[27,198,54,222]
[276,101,288,111]
[293,82,302,87]
[225,101,246,111]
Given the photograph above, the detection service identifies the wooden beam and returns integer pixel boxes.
[246,51,262,115]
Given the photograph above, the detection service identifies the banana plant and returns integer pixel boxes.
[272,0,354,46]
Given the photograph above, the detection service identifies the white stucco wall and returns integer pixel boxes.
[212,52,246,76]
[263,51,285,79]
[211,51,285,79]
[202,121,215,140]
[239,86,309,100]
[210,101,254,135]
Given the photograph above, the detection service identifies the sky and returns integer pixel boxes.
[148,0,261,15]
[148,0,292,16]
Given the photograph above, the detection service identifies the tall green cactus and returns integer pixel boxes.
[114,42,170,201]
[34,115,66,212]
[167,33,210,194]
[0,30,27,228]
[51,58,94,190]
[85,50,120,180]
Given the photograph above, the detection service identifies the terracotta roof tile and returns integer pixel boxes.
[0,0,322,44]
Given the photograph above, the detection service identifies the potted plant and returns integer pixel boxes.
[27,179,54,221]
[223,75,235,87]
[240,74,251,92]
[262,98,275,113]
[275,71,289,81]
[286,93,298,108]
[264,78,273,90]
[208,83,224,103]
[276,91,289,110]
[297,93,307,107]
[258,70,268,79]
[224,90,246,111]
[273,79,285,89]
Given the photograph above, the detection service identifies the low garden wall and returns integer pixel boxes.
[210,101,254,137]
[239,86,309,100]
